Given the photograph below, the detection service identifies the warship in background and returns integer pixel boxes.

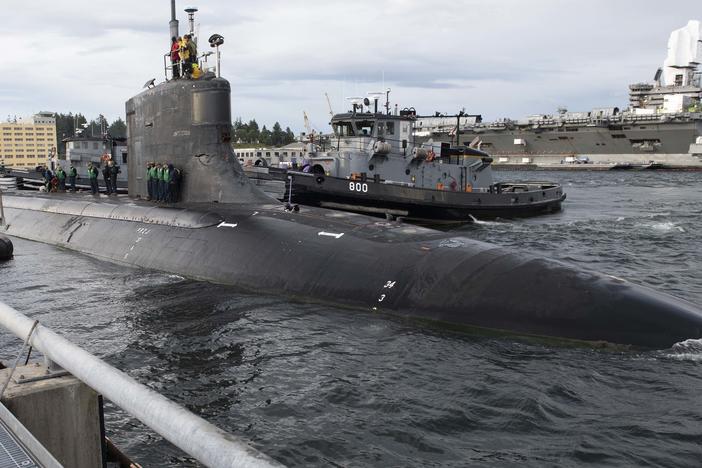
[415,20,702,169]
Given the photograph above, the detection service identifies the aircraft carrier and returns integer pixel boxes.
[415,20,702,169]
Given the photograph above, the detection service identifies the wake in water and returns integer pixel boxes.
[468,214,505,226]
[662,339,702,361]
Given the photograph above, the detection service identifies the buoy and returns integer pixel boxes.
[0,235,13,261]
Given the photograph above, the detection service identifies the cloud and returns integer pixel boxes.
[2,0,701,131]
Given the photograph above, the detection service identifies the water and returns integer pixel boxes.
[1,170,702,467]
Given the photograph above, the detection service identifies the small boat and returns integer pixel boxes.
[284,101,565,223]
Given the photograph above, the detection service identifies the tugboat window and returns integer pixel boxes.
[386,122,395,135]
[355,121,374,136]
[333,122,355,137]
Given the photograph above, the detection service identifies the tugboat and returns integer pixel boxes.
[286,99,565,223]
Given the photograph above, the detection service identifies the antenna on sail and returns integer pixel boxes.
[184,6,198,43]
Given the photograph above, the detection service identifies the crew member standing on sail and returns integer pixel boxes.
[185,34,197,73]
[179,36,191,78]
[170,37,180,79]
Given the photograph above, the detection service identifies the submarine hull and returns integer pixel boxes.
[3,72,701,349]
[4,194,701,349]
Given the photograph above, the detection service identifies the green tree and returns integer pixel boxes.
[271,122,284,146]
[108,117,127,138]
[232,118,245,143]
[259,125,272,145]
[284,127,296,145]
[247,119,260,144]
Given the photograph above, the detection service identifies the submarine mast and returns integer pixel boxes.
[169,0,179,39]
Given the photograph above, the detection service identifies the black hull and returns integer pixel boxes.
[287,172,565,222]
[3,193,702,349]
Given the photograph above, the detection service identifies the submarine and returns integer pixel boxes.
[2,3,702,349]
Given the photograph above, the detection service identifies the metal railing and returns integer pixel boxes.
[0,301,284,468]
[0,188,5,227]
[163,51,217,82]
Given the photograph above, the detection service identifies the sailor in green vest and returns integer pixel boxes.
[56,165,66,192]
[68,164,78,192]
[87,162,99,195]
[146,162,154,200]
[154,163,162,201]
[162,162,172,202]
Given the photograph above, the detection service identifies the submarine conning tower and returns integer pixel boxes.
[125,2,271,205]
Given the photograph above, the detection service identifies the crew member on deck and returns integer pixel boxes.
[56,166,66,192]
[172,166,182,202]
[108,160,120,196]
[68,164,77,192]
[42,166,53,192]
[87,163,99,195]
[162,163,172,202]
[102,163,111,195]
[146,162,154,200]
[155,163,163,201]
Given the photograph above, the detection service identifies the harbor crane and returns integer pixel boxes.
[324,93,334,119]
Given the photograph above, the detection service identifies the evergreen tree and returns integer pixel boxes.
[271,122,284,146]
[259,125,272,145]
[232,118,245,143]
[108,117,127,139]
[284,127,296,145]
[247,119,260,144]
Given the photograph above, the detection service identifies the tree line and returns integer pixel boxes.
[52,113,297,156]
[233,118,296,146]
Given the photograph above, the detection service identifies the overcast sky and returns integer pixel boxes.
[1,1,700,132]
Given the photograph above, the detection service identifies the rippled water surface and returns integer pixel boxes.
[1,170,701,467]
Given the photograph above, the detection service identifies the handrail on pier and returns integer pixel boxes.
[0,301,284,468]
[0,188,5,227]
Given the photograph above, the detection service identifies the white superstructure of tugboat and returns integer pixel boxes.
[286,97,565,222]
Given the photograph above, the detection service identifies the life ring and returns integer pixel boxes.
[426,149,436,162]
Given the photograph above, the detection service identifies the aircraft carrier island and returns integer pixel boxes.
[2,3,702,349]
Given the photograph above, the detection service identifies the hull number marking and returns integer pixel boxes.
[349,182,368,193]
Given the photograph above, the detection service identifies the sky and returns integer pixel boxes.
[1,0,700,133]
